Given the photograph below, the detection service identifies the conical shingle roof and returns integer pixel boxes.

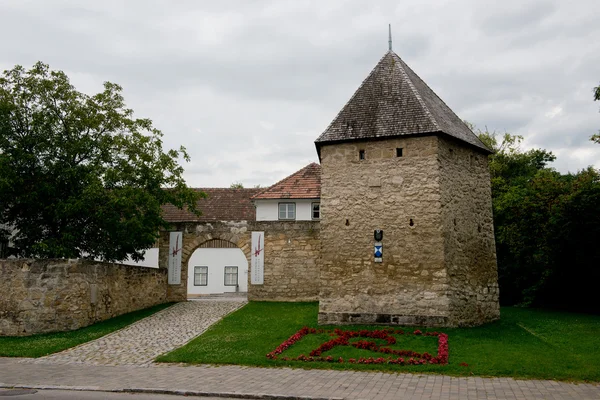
[315,51,491,154]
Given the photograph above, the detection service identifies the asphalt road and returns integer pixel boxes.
[0,389,240,400]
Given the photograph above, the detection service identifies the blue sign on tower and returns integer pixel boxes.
[374,245,382,258]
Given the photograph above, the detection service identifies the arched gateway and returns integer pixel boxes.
[185,237,251,297]
[159,188,320,303]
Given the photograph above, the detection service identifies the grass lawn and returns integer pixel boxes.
[0,302,174,358]
[157,302,600,382]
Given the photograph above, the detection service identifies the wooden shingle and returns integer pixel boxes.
[315,51,491,154]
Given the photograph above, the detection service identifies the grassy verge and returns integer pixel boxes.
[0,302,174,357]
[157,302,600,382]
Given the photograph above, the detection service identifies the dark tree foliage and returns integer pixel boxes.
[478,130,600,312]
[0,62,203,261]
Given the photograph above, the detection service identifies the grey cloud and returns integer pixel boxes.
[1,0,599,189]
[477,0,557,36]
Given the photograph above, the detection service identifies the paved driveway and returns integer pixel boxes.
[22,298,246,366]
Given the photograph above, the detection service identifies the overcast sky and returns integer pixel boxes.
[1,0,599,187]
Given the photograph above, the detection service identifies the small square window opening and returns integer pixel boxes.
[278,203,296,220]
[312,203,320,220]
[194,266,208,286]
[396,148,403,157]
[359,150,365,160]
[224,266,238,286]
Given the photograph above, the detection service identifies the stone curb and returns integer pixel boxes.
[128,387,344,400]
[0,383,344,400]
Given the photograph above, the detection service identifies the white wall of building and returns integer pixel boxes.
[255,199,319,221]
[120,248,159,268]
[187,248,248,295]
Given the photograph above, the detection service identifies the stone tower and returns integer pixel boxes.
[315,51,500,327]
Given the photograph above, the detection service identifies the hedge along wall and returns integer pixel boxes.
[0,259,168,336]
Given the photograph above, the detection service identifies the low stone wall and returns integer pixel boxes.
[0,259,168,336]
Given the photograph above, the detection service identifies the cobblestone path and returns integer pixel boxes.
[23,299,245,366]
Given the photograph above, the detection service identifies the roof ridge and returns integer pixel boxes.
[317,52,390,142]
[389,52,440,132]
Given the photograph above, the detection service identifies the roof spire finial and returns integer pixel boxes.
[388,24,392,51]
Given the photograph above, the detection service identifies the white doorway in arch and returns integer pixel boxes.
[187,248,248,296]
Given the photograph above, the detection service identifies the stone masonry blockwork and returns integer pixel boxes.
[438,137,500,325]
[318,135,500,327]
[0,259,168,336]
[318,136,448,324]
[160,221,320,302]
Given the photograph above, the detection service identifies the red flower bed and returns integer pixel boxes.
[266,327,318,359]
[267,327,449,365]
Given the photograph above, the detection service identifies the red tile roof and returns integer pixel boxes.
[252,163,321,200]
[162,188,261,223]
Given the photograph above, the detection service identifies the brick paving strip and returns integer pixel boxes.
[21,299,246,366]
[1,358,599,400]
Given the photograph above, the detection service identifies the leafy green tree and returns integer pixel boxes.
[478,130,556,186]
[477,130,556,305]
[0,62,202,261]
[477,127,600,311]
[545,167,600,311]
[230,182,244,189]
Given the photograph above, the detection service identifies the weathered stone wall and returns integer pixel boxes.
[437,137,500,326]
[318,135,500,327]
[160,221,320,302]
[250,222,320,301]
[318,136,451,325]
[0,259,168,336]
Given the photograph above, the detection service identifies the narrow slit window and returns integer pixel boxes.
[396,148,403,157]
[224,266,238,286]
[359,150,365,160]
[194,266,208,286]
